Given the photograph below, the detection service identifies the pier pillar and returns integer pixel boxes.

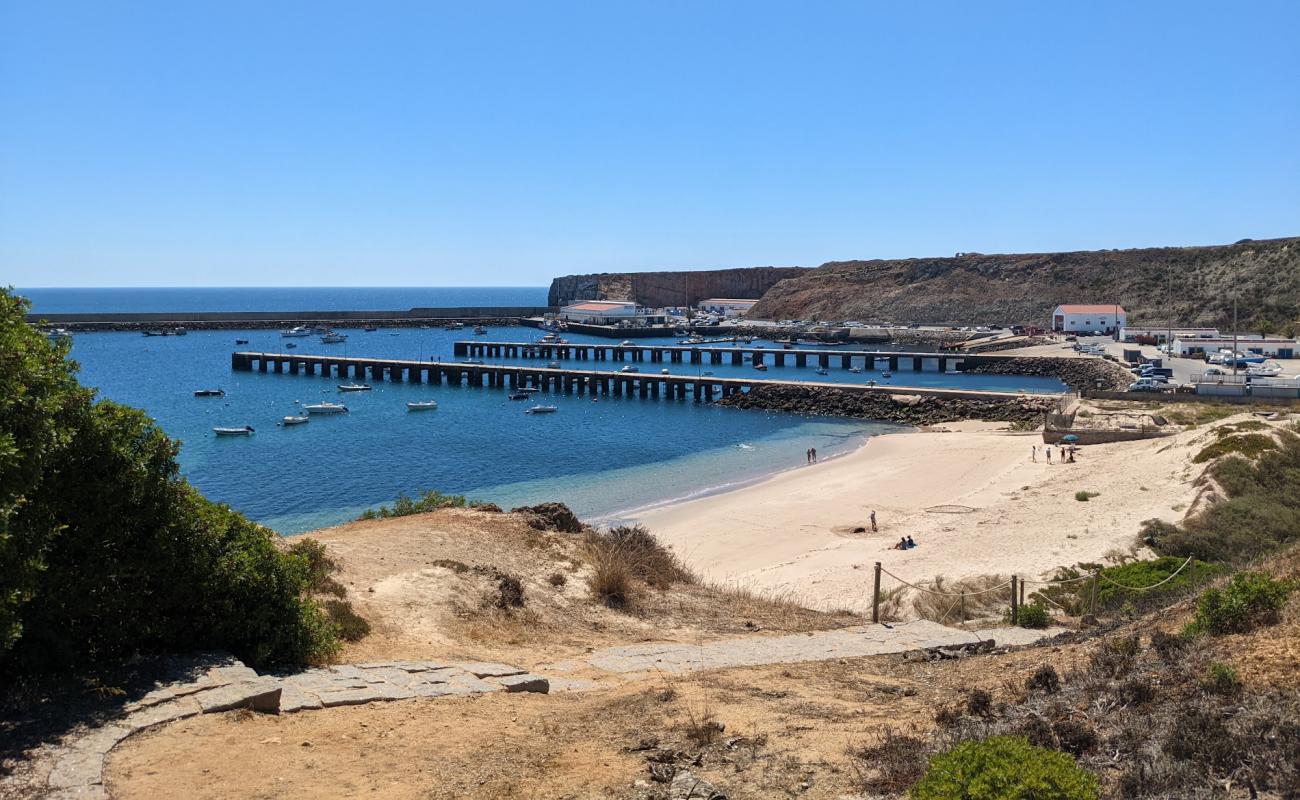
[614,349,624,362]
[639,379,648,398]
[258,357,268,373]
[753,351,764,365]
[774,353,785,367]
[693,383,702,401]
[710,351,721,364]
[731,351,742,365]
[389,365,404,382]
[889,356,899,370]
[371,363,384,381]
[688,350,698,364]
[651,381,660,398]
[913,356,923,371]
[818,354,829,368]
[304,360,316,375]
[795,353,806,367]
[613,378,623,396]
[841,354,851,369]
[288,360,299,375]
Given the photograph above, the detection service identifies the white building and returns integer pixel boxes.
[559,300,638,325]
[1051,304,1127,334]
[1173,336,1297,359]
[697,298,758,318]
[1120,326,1219,344]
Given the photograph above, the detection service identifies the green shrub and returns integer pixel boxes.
[1193,433,1276,463]
[1093,556,1222,609]
[287,537,345,597]
[357,489,469,520]
[1189,572,1294,635]
[1074,491,1099,502]
[323,600,371,642]
[910,736,1098,800]
[1202,662,1241,695]
[0,289,338,678]
[1015,602,1051,629]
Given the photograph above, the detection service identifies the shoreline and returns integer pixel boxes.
[632,419,1202,613]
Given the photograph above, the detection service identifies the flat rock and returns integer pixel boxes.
[47,751,104,789]
[195,679,282,714]
[495,674,550,694]
[670,770,727,799]
[317,685,413,707]
[206,664,259,684]
[457,662,526,678]
[124,698,202,732]
[279,685,323,713]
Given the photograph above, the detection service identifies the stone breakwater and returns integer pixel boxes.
[716,385,1055,425]
[961,356,1132,390]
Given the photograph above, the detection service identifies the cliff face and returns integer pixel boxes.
[747,238,1300,328]
[547,267,809,308]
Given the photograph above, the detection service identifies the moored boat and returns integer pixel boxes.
[473,325,488,335]
[193,388,226,397]
[234,337,249,345]
[508,391,531,400]
[406,400,439,410]
[753,363,768,371]
[320,332,347,343]
[280,326,312,337]
[281,415,309,426]
[620,365,639,373]
[213,425,254,436]
[304,402,348,414]
[525,405,558,414]
[338,383,371,392]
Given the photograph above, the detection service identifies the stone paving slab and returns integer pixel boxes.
[494,674,550,693]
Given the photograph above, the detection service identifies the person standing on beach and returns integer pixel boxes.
[811,447,818,463]
[1032,445,1037,462]
[805,448,811,464]
[870,510,877,532]
[1046,446,1053,464]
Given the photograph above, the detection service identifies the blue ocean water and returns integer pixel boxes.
[47,289,1065,536]
[21,286,548,314]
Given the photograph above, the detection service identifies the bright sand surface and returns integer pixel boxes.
[635,420,1206,612]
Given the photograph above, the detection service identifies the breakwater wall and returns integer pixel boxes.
[717,384,1054,425]
[961,357,1133,391]
[27,306,555,331]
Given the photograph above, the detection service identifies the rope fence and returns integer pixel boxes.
[870,555,1200,625]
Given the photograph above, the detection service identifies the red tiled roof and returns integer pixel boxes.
[1055,305,1126,314]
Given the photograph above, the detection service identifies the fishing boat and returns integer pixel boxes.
[661,368,671,374]
[320,332,347,343]
[620,365,639,373]
[525,405,558,414]
[508,391,531,400]
[620,340,635,347]
[281,415,309,426]
[537,333,568,344]
[547,361,560,369]
[193,388,225,397]
[213,425,254,436]
[848,367,862,374]
[445,322,465,330]
[682,336,705,345]
[882,370,893,378]
[473,325,488,335]
[753,363,768,371]
[280,326,312,337]
[304,402,348,414]
[234,337,249,345]
[406,400,439,411]
[517,386,541,393]
[363,324,378,332]
[814,367,829,376]
[46,328,72,341]
[338,383,372,392]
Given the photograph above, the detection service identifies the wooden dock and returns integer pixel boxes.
[231,352,1049,402]
[452,340,1005,372]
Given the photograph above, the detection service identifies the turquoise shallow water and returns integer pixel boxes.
[62,321,1063,535]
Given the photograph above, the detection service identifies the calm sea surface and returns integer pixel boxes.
[42,288,1064,535]
[21,286,548,313]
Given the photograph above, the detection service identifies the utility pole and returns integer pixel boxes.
[1232,296,1239,377]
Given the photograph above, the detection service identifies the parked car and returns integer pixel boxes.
[1128,378,1164,392]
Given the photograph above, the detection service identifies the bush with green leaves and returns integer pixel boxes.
[910,736,1098,800]
[1188,571,1294,635]
[357,489,468,520]
[0,289,338,678]
[1016,602,1052,629]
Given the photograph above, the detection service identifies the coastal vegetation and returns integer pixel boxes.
[910,736,1098,800]
[0,289,340,680]
[357,489,470,519]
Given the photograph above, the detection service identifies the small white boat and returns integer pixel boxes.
[526,405,558,414]
[517,386,541,394]
[814,367,829,376]
[661,368,671,374]
[473,325,488,335]
[46,328,72,341]
[753,363,768,371]
[194,388,225,397]
[281,415,309,426]
[446,322,465,330]
[320,332,347,343]
[547,361,561,368]
[280,326,312,337]
[882,371,893,378]
[338,383,371,392]
[406,400,439,411]
[213,425,254,436]
[508,391,531,400]
[304,402,348,414]
[848,367,862,374]
[620,365,639,373]
[1247,360,1283,377]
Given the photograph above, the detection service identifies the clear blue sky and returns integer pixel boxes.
[2,1,1297,287]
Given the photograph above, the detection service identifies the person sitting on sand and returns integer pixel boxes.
[906,535,916,549]
[894,537,908,550]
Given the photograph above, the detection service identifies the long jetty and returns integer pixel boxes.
[231,351,1042,402]
[454,340,999,372]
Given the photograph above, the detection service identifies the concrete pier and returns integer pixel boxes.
[231,351,1044,402]
[450,341,990,373]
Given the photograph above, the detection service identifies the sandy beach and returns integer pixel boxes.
[635,420,1206,612]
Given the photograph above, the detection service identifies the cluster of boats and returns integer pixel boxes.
[206,383,446,436]
[142,327,187,336]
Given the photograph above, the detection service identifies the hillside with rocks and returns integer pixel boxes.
[747,237,1300,329]
[547,266,809,308]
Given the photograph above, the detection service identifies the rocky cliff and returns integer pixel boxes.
[747,237,1300,329]
[547,266,809,308]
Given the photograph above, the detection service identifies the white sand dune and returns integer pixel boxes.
[636,420,1207,613]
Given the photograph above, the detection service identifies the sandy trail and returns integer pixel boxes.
[635,420,1202,612]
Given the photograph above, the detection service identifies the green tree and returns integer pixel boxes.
[1,288,338,677]
[1256,318,1276,337]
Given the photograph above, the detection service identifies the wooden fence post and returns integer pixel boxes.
[872,562,882,623]
[1010,575,1019,624]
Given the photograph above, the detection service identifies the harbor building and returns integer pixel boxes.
[1120,326,1219,344]
[1173,335,1297,359]
[697,298,759,318]
[559,300,638,324]
[1051,304,1127,334]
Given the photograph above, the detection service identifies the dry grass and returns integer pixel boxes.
[583,524,695,609]
[908,574,1012,623]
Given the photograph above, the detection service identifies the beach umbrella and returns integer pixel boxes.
[1062,434,1079,443]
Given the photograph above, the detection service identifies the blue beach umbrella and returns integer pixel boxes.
[1062,434,1079,443]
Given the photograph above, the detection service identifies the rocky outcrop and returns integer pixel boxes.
[962,357,1133,391]
[716,385,1055,425]
[547,267,809,308]
[747,237,1300,328]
